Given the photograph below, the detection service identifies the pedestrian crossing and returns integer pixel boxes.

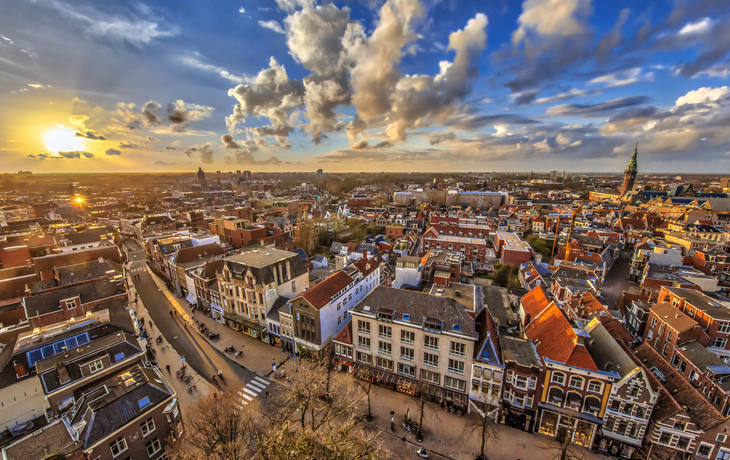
[237,376,271,407]
[129,268,146,273]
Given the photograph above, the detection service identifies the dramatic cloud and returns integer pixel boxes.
[38,0,179,46]
[105,148,121,155]
[145,136,158,142]
[545,96,651,117]
[118,142,138,149]
[74,130,106,140]
[675,86,729,106]
[165,140,182,150]
[57,150,95,158]
[184,143,215,164]
[167,100,215,124]
[258,20,286,34]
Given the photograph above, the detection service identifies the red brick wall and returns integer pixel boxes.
[502,249,532,266]
[0,246,32,269]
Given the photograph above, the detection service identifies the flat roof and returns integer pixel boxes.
[430,283,476,311]
[225,248,297,268]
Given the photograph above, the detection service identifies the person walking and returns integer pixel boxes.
[272,362,277,374]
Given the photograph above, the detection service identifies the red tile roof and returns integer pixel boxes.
[353,257,379,277]
[525,302,597,371]
[333,319,352,344]
[520,286,550,324]
[296,270,353,310]
[173,243,225,264]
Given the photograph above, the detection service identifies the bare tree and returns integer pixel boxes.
[294,207,315,254]
[469,403,498,459]
[353,374,374,422]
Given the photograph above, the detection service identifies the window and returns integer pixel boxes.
[337,316,342,326]
[146,437,161,457]
[424,335,439,351]
[400,347,414,361]
[378,341,391,355]
[714,338,728,349]
[401,330,415,344]
[587,380,602,393]
[448,359,465,375]
[513,375,529,390]
[398,363,415,377]
[357,320,370,334]
[356,352,372,364]
[676,436,690,451]
[717,448,730,460]
[658,432,672,446]
[630,386,640,397]
[718,434,727,443]
[140,417,156,436]
[421,369,440,384]
[719,322,730,334]
[650,317,657,329]
[697,443,714,458]
[376,357,394,371]
[568,376,584,389]
[138,396,151,409]
[337,302,341,311]
[423,352,439,367]
[89,359,104,373]
[358,336,371,349]
[445,376,466,392]
[449,341,466,357]
[551,372,565,385]
[378,325,392,339]
[110,437,128,458]
[674,420,687,431]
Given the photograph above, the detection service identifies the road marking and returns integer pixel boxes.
[254,376,270,386]
[242,387,258,397]
[246,384,262,393]
[240,392,254,401]
[249,380,267,390]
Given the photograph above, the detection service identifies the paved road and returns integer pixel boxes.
[602,249,641,309]
[124,240,271,401]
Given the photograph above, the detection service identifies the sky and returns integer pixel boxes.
[1,0,730,174]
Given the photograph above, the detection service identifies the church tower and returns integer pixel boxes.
[197,167,207,190]
[620,143,638,197]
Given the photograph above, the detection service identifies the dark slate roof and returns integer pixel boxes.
[69,365,173,448]
[38,332,142,394]
[267,295,290,322]
[676,341,730,376]
[353,286,476,337]
[584,318,636,378]
[500,335,542,368]
[291,248,308,261]
[31,259,121,291]
[23,279,125,317]
[3,420,78,460]
[67,227,114,245]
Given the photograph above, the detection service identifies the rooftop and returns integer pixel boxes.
[226,248,299,268]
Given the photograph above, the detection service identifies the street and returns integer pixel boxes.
[602,249,641,309]
[124,240,272,406]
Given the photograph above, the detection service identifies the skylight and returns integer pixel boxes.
[138,396,151,409]
[402,314,410,320]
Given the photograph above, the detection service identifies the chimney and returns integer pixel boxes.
[525,313,531,326]
[14,362,26,378]
[362,249,368,260]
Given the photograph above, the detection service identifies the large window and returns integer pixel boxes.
[551,372,565,385]
[424,335,439,351]
[568,375,584,390]
[421,369,440,384]
[445,376,466,392]
[400,347,415,361]
[587,380,603,393]
[401,330,415,344]
[140,417,156,437]
[378,325,392,339]
[146,437,161,457]
[398,363,416,377]
[356,352,372,364]
[449,341,466,357]
[376,357,394,371]
[358,336,371,350]
[714,338,728,349]
[423,352,439,367]
[378,341,392,355]
[357,320,370,334]
[109,437,128,458]
[448,359,465,375]
[719,322,730,334]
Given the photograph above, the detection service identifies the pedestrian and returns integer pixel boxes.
[272,362,276,374]
[390,414,395,432]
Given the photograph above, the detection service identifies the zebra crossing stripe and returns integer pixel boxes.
[242,387,258,397]
[240,392,254,401]
[249,381,267,391]
[254,376,270,386]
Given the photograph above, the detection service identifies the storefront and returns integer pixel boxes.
[355,366,417,396]
[223,313,267,341]
[538,408,599,448]
[593,434,637,459]
[501,404,536,432]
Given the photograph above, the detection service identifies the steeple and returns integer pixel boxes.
[626,142,638,172]
[620,142,638,197]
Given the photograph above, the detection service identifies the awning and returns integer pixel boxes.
[185,294,196,304]
[223,313,266,331]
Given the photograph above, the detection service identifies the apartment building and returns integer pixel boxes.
[499,335,542,433]
[217,248,308,342]
[470,308,504,408]
[421,227,489,266]
[643,302,710,363]
[659,286,730,362]
[348,286,477,410]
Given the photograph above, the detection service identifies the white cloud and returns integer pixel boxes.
[512,0,592,43]
[238,7,245,13]
[38,0,179,46]
[258,20,286,34]
[678,17,713,35]
[675,86,729,106]
[589,67,654,88]
[180,56,253,84]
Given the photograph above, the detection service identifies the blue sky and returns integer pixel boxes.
[1,0,730,173]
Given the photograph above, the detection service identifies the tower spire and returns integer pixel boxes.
[620,142,638,197]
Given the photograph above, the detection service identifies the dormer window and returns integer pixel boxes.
[377,310,394,323]
[423,319,443,334]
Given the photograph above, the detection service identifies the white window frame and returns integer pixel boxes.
[109,437,128,458]
[146,437,162,457]
[140,417,156,437]
[89,359,104,374]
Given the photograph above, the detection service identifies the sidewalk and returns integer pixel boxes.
[126,266,215,422]
[145,267,295,379]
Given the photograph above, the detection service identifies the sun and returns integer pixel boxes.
[45,126,86,153]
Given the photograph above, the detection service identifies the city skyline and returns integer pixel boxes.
[2,0,730,174]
